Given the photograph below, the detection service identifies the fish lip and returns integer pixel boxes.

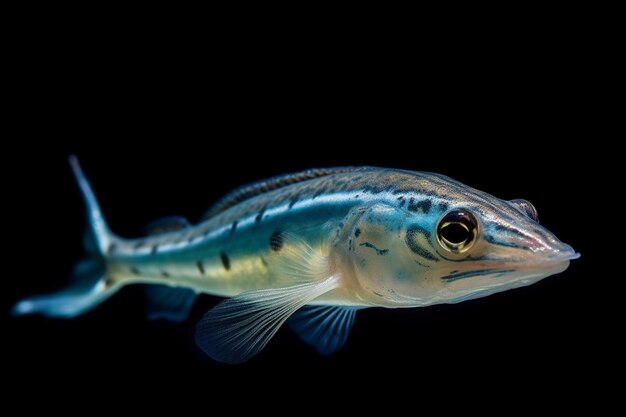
[489,247,580,272]
[554,251,581,261]
[529,240,580,263]
[544,246,581,262]
[521,249,580,271]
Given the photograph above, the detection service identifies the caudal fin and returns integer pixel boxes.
[68,155,112,254]
[12,157,119,318]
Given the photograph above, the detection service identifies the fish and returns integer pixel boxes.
[13,157,580,364]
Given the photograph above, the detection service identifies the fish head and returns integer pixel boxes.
[347,176,579,307]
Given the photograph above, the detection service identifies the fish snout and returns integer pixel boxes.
[524,229,580,265]
[488,221,580,268]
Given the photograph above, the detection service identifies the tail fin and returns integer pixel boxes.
[12,156,119,318]
[68,155,112,254]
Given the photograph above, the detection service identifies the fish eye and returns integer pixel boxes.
[437,210,478,253]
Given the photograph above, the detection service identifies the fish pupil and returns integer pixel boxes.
[440,222,470,244]
[437,210,478,253]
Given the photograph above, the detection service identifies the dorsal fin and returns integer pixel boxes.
[145,216,191,235]
[202,167,359,219]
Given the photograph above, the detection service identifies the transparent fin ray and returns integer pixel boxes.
[12,274,117,318]
[195,275,339,364]
[289,305,358,355]
[270,232,330,283]
[145,285,197,322]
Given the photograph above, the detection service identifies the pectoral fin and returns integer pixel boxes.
[195,275,340,364]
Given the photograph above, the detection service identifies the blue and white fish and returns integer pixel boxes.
[13,157,580,363]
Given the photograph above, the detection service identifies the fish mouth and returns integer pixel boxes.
[497,245,580,285]
[441,245,580,287]
[396,247,580,307]
[526,244,580,270]
[475,245,580,273]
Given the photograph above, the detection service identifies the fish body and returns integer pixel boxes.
[14,159,579,363]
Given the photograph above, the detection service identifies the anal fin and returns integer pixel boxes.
[145,285,198,322]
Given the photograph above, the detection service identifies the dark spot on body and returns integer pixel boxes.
[373,291,384,297]
[196,260,205,275]
[151,244,159,255]
[108,243,117,255]
[220,252,231,270]
[439,202,449,212]
[355,228,361,237]
[419,200,432,213]
[312,186,328,199]
[289,196,299,209]
[230,221,238,234]
[188,236,195,244]
[408,224,431,239]
[104,277,116,287]
[161,270,170,277]
[260,256,269,267]
[408,199,432,214]
[270,231,284,252]
[255,208,266,223]
[355,194,360,198]
[359,242,389,256]
[130,266,141,275]
[405,225,438,261]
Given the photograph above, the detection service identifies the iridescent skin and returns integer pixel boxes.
[103,167,576,308]
[13,163,579,362]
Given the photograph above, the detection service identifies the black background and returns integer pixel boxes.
[3,21,614,409]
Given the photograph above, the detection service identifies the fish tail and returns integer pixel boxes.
[68,155,113,255]
[12,156,119,318]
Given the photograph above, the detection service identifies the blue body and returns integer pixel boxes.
[13,161,579,363]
